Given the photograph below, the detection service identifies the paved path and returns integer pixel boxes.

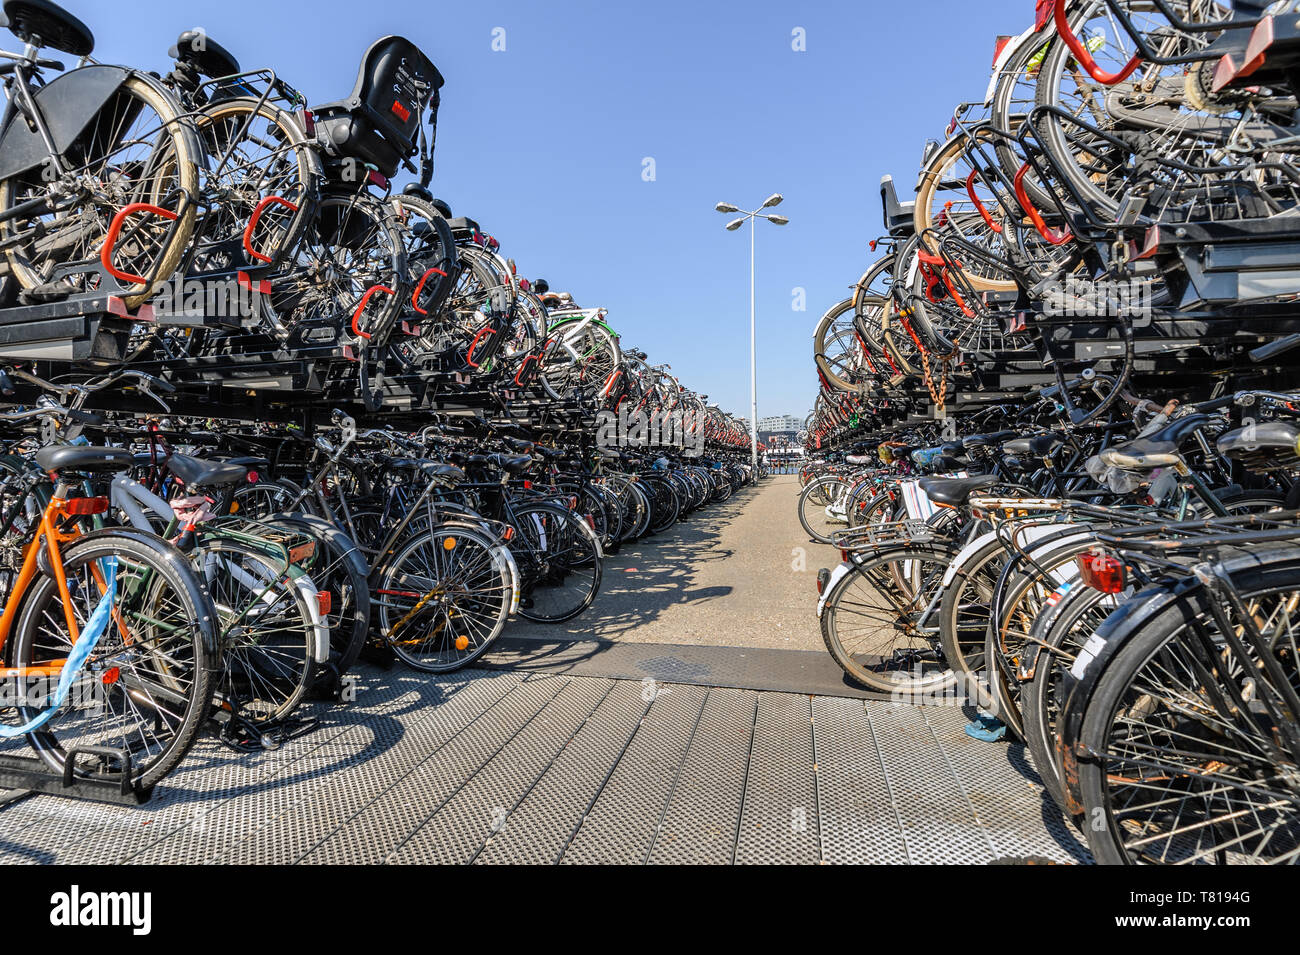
[506,475,825,651]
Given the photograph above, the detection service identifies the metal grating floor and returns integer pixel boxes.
[0,664,1090,864]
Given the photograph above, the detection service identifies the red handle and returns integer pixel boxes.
[965,170,1003,234]
[242,195,299,264]
[350,284,395,340]
[1053,0,1142,85]
[100,203,179,285]
[1014,163,1073,246]
[465,326,497,368]
[410,265,448,314]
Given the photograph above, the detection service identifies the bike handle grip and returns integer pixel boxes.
[65,408,104,426]
[1249,333,1300,363]
[1188,395,1235,413]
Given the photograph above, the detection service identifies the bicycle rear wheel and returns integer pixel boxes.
[374,522,513,671]
[0,74,200,308]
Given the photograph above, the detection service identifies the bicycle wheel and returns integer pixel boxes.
[0,73,200,307]
[797,474,851,543]
[267,192,406,343]
[374,522,513,671]
[820,543,960,694]
[195,537,318,726]
[912,130,1018,293]
[511,502,603,622]
[191,96,316,275]
[539,314,623,401]
[12,532,214,789]
[814,298,870,394]
[1021,581,1118,812]
[1077,556,1300,863]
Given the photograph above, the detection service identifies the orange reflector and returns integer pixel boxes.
[102,666,120,685]
[455,635,469,651]
[503,526,515,542]
[443,537,457,550]
[288,541,316,563]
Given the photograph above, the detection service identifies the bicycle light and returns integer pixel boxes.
[1077,553,1126,594]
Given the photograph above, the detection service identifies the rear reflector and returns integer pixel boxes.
[1077,553,1125,594]
[65,497,109,516]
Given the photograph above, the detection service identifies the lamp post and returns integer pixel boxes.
[715,194,787,470]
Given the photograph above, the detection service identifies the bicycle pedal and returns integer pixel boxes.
[19,282,76,304]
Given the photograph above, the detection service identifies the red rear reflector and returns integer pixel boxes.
[523,480,532,489]
[391,99,410,122]
[66,497,109,516]
[584,513,596,531]
[102,666,120,685]
[1077,553,1125,594]
[247,470,259,483]
[317,591,332,616]
[503,526,515,542]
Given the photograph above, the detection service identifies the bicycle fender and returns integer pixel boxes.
[286,569,330,663]
[0,67,203,182]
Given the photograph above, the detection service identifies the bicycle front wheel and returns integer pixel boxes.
[12,532,215,789]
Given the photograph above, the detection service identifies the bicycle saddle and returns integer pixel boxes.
[845,454,873,466]
[446,217,480,240]
[961,430,1016,450]
[1216,420,1300,470]
[1003,432,1063,457]
[1,0,93,56]
[169,29,241,79]
[1100,414,1213,471]
[219,455,270,471]
[165,453,248,488]
[389,459,464,482]
[504,436,558,458]
[917,474,997,508]
[488,453,533,475]
[35,445,132,475]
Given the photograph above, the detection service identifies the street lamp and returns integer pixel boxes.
[716,194,787,470]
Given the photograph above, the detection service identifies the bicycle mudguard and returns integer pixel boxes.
[0,66,204,182]
[982,23,1041,104]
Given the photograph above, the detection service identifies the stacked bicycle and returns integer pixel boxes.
[808,0,1300,864]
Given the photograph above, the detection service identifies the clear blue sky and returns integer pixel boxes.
[86,0,1027,423]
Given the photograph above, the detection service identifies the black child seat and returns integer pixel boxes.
[313,36,443,179]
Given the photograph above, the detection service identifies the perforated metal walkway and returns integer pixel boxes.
[0,665,1089,864]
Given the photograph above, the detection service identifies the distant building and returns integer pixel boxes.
[757,414,803,433]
